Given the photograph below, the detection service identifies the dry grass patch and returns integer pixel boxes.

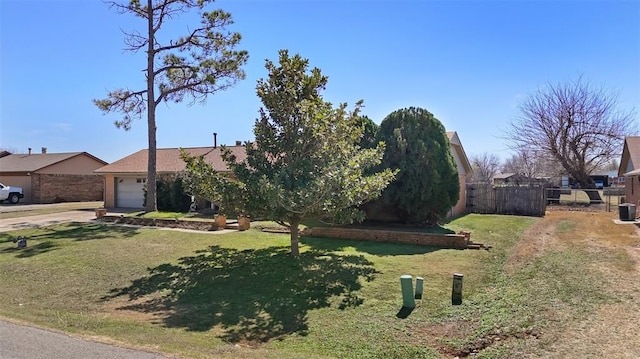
[510,210,640,359]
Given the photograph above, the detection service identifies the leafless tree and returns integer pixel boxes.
[502,149,562,180]
[469,153,501,183]
[506,76,636,202]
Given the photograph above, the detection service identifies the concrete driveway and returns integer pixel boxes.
[0,201,102,213]
[0,320,170,359]
[0,210,97,232]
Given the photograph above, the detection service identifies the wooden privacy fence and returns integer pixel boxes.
[466,184,546,217]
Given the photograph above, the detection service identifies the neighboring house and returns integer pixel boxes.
[447,131,473,217]
[95,146,247,209]
[618,136,640,206]
[0,148,107,203]
[492,172,517,185]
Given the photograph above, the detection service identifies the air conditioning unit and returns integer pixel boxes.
[619,203,636,221]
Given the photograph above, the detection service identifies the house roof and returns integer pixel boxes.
[446,131,473,174]
[95,146,247,174]
[0,152,107,173]
[493,172,516,180]
[619,136,640,177]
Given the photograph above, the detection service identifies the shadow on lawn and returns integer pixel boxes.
[105,245,377,343]
[29,223,140,241]
[1,240,59,258]
[0,223,139,258]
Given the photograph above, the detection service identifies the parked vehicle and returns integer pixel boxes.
[0,183,24,204]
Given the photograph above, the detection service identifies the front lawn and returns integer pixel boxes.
[1,213,635,358]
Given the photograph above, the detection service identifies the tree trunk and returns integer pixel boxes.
[584,189,603,204]
[289,218,301,257]
[575,176,603,204]
[145,0,157,213]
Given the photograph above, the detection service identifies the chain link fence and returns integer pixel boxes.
[546,187,625,212]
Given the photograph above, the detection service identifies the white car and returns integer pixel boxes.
[0,183,24,204]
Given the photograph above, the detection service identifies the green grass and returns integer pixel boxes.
[0,213,623,358]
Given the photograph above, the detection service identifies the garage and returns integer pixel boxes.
[116,177,145,208]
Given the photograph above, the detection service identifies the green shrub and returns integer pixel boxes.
[144,175,192,212]
[366,107,459,224]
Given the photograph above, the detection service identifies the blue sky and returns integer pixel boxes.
[1,0,639,164]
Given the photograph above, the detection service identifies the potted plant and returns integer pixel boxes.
[181,150,249,230]
[220,179,250,231]
[95,207,107,219]
[214,212,227,228]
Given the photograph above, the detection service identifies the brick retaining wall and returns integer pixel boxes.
[303,227,469,249]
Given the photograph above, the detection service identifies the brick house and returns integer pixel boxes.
[447,131,473,217]
[95,146,246,209]
[0,148,107,203]
[618,136,640,206]
[97,133,471,215]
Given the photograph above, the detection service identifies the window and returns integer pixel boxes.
[136,178,146,184]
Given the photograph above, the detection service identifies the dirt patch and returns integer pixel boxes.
[516,210,640,358]
[505,210,638,274]
[410,320,541,357]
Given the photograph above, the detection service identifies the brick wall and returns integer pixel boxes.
[303,227,468,249]
[32,174,104,203]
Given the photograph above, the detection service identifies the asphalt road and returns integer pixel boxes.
[0,320,170,359]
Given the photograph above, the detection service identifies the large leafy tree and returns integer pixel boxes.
[506,76,636,202]
[94,0,248,212]
[357,115,379,149]
[369,107,459,224]
[181,149,248,217]
[223,50,397,256]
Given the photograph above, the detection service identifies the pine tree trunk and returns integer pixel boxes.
[289,218,301,257]
[145,0,157,213]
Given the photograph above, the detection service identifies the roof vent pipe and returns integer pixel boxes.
[41,147,47,154]
[28,148,32,155]
[213,133,217,148]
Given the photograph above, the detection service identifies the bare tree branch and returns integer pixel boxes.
[469,153,501,183]
[122,29,148,52]
[505,76,637,201]
[93,88,147,130]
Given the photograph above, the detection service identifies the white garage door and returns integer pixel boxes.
[116,177,145,208]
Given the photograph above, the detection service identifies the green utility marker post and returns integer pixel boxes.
[452,273,463,305]
[415,277,424,299]
[400,275,415,309]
